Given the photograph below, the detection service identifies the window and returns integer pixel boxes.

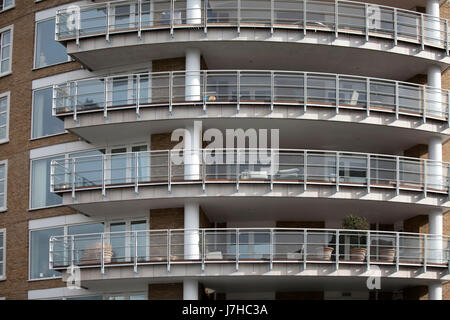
[30,227,63,279]
[30,220,145,280]
[30,156,63,209]
[32,87,64,139]
[0,160,7,211]
[0,92,10,143]
[0,25,12,76]
[34,18,68,69]
[0,0,14,12]
[0,229,5,280]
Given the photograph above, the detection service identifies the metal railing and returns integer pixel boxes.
[50,148,450,197]
[49,227,450,273]
[53,70,450,123]
[55,0,450,52]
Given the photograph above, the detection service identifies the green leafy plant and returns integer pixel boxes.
[342,215,369,249]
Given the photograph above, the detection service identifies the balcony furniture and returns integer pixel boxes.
[350,247,367,261]
[80,242,113,265]
[277,168,301,179]
[204,92,217,102]
[240,170,269,180]
[206,251,223,260]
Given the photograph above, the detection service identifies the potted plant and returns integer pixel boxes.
[342,215,370,262]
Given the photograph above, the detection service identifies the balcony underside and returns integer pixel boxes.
[60,263,449,291]
[64,106,450,151]
[66,28,449,77]
[61,184,449,219]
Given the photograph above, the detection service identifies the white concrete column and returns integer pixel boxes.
[184,121,202,180]
[184,201,200,260]
[185,48,201,102]
[426,0,441,45]
[186,0,202,24]
[428,282,443,300]
[427,65,442,117]
[183,279,199,300]
[428,136,443,189]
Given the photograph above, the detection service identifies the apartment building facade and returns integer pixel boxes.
[0,0,449,300]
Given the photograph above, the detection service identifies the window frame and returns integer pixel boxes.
[0,0,14,13]
[29,143,149,210]
[0,228,6,280]
[0,91,10,144]
[0,160,7,212]
[30,85,67,140]
[28,218,148,281]
[0,25,13,78]
[33,17,71,70]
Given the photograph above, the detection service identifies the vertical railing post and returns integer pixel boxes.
[423,85,427,123]
[335,74,339,114]
[49,237,54,270]
[395,232,400,272]
[393,8,398,46]
[71,158,76,199]
[395,81,399,120]
[366,231,370,270]
[102,154,106,197]
[421,14,425,51]
[303,0,307,35]
[237,0,241,34]
[167,230,171,272]
[366,78,370,117]
[134,231,138,273]
[236,229,240,270]
[237,71,241,112]
[168,151,172,192]
[50,160,55,193]
[136,74,141,117]
[170,0,174,37]
[203,0,208,34]
[135,152,139,194]
[270,0,274,34]
[74,82,78,122]
[270,71,274,112]
[101,233,105,273]
[334,0,338,38]
[423,159,427,198]
[104,77,109,119]
[55,11,60,41]
[303,72,307,112]
[138,0,142,39]
[106,2,111,42]
[169,72,173,113]
[236,149,240,191]
[303,150,307,192]
[423,235,428,272]
[396,156,400,196]
[336,152,340,192]
[201,229,205,271]
[303,229,307,270]
[270,229,274,270]
[335,230,339,270]
[367,154,371,193]
[202,70,207,113]
[52,85,57,116]
[364,3,369,42]
[71,235,75,267]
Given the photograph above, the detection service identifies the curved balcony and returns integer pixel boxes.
[49,228,450,276]
[50,148,450,209]
[57,0,449,51]
[53,70,450,142]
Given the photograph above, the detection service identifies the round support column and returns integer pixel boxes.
[427,65,442,117]
[183,279,199,300]
[428,282,442,300]
[184,201,200,260]
[185,48,201,102]
[426,0,441,46]
[186,0,202,24]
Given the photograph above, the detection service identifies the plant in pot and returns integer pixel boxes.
[342,215,370,262]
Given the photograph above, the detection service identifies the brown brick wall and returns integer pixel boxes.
[148,283,183,300]
[0,0,86,299]
[151,133,180,150]
[403,286,428,300]
[150,206,211,229]
[152,56,208,73]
